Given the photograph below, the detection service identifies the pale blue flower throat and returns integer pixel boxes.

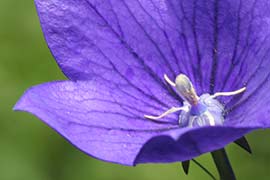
[144,74,246,127]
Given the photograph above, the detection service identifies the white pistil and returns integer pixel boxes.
[174,74,199,105]
[144,73,246,126]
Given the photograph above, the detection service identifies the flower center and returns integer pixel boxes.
[145,74,246,127]
[179,94,224,127]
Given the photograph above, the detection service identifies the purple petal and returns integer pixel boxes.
[135,126,255,164]
[35,0,184,104]
[14,80,179,165]
[226,76,270,127]
[36,0,270,93]
[14,80,260,165]
[36,0,270,120]
[20,0,270,165]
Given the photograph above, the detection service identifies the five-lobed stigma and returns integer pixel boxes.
[144,74,246,127]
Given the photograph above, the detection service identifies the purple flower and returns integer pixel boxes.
[14,0,270,167]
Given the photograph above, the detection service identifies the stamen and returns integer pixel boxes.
[144,73,246,127]
[144,106,187,120]
[164,74,176,87]
[210,87,246,99]
[204,111,215,126]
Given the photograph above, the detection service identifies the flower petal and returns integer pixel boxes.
[35,0,179,79]
[36,0,270,93]
[29,0,270,164]
[14,80,180,165]
[159,0,270,97]
[135,126,255,164]
[14,81,261,165]
[35,0,186,103]
[226,74,270,127]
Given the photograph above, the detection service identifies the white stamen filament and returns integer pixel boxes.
[164,74,176,87]
[144,106,187,120]
[204,111,215,126]
[210,87,246,99]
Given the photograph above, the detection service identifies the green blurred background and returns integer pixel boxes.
[1,0,270,180]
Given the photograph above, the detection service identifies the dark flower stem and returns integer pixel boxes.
[211,148,236,180]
